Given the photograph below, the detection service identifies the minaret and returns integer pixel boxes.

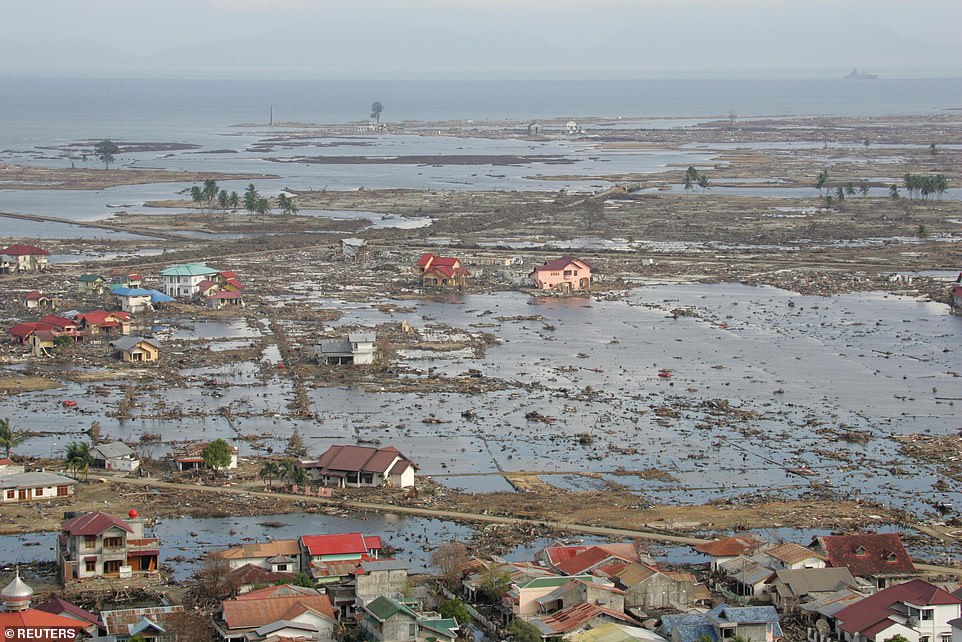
[1,568,34,612]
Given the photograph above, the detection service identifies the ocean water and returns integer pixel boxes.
[2,77,962,150]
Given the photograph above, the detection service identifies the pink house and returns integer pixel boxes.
[529,257,593,292]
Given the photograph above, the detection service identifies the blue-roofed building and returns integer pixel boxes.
[658,604,782,642]
[146,289,174,304]
[112,287,154,314]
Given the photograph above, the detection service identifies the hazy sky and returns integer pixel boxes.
[2,0,961,78]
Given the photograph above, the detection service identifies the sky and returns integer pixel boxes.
[2,0,961,78]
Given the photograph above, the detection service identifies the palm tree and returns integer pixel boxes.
[815,170,829,196]
[190,186,205,211]
[217,189,230,212]
[859,183,870,197]
[933,174,948,200]
[243,184,259,218]
[697,174,710,193]
[683,166,698,194]
[259,461,281,489]
[65,442,92,480]
[276,193,299,216]
[889,184,900,199]
[845,182,856,197]
[255,197,271,216]
[370,101,384,123]
[0,418,29,458]
[228,191,240,212]
[279,459,307,489]
[203,179,219,211]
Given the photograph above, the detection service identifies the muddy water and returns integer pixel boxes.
[2,284,960,519]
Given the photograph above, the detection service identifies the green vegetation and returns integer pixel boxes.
[438,598,471,624]
[371,101,384,123]
[94,139,119,170]
[65,441,92,480]
[507,618,540,642]
[0,418,29,458]
[201,439,233,472]
[903,173,948,200]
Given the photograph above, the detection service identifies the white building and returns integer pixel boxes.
[316,332,376,365]
[90,442,140,472]
[1,471,77,503]
[159,263,220,298]
[834,579,962,642]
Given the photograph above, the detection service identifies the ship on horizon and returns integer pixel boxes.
[846,69,879,79]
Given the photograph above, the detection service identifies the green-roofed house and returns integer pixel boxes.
[158,263,219,298]
[361,596,458,642]
[77,274,107,295]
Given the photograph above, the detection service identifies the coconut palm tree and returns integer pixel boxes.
[815,170,829,196]
[202,179,218,211]
[259,461,281,489]
[370,101,384,123]
[65,441,92,480]
[228,191,240,212]
[244,184,259,218]
[218,189,230,212]
[0,418,29,458]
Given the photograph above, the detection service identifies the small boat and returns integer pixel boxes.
[658,370,672,379]
[62,400,77,408]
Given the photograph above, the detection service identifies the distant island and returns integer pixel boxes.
[846,68,879,79]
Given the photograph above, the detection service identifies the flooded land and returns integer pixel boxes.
[1,112,961,571]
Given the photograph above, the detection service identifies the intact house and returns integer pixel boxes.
[299,532,382,584]
[228,564,296,595]
[33,597,104,636]
[113,287,155,314]
[1,244,49,273]
[77,274,108,295]
[57,511,160,582]
[205,290,245,310]
[159,263,220,298]
[813,533,917,590]
[504,575,598,618]
[831,579,962,642]
[414,253,469,288]
[529,257,593,293]
[75,310,132,337]
[1,471,77,504]
[111,271,143,289]
[352,559,410,610]
[217,584,336,642]
[300,445,415,489]
[9,315,86,357]
[112,336,161,363]
[763,542,827,570]
[90,442,140,472]
[658,604,783,642]
[316,332,376,365]
[529,576,627,617]
[361,595,459,642]
[173,441,239,472]
[100,605,184,642]
[23,290,54,310]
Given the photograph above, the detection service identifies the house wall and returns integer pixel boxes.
[531,263,591,291]
[517,586,566,617]
[104,456,140,472]
[119,296,152,313]
[353,343,375,365]
[365,612,416,642]
[736,622,777,642]
[951,620,962,642]
[286,612,336,641]
[389,465,415,489]
[68,525,130,579]
[163,274,212,298]
[356,569,410,607]
[2,482,74,503]
[625,575,694,609]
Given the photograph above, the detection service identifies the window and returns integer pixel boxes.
[920,609,933,621]
[942,635,952,642]
[35,487,43,496]
[918,637,929,642]
[409,624,417,636]
[84,536,97,549]
[57,486,68,496]
[5,490,13,500]
[85,560,96,572]
[103,537,124,549]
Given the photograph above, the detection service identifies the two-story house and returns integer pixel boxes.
[0,244,49,273]
[414,253,468,288]
[158,263,220,298]
[217,584,336,642]
[57,510,159,582]
[529,257,593,293]
[832,579,962,642]
[299,532,382,581]
[215,539,302,571]
[763,542,827,570]
[813,533,916,590]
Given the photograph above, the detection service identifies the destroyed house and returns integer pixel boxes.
[218,584,336,642]
[316,332,376,365]
[100,605,184,642]
[1,244,49,273]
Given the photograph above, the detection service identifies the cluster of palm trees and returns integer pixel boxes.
[65,441,93,480]
[189,180,299,216]
[683,166,710,193]
[901,173,949,200]
[259,459,307,489]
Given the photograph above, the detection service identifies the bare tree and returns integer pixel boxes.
[193,554,240,604]
[165,609,216,642]
[431,541,471,588]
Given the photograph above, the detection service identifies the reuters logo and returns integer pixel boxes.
[5,628,78,640]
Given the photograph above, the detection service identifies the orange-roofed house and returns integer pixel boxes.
[1,244,49,273]
[23,291,54,311]
[692,534,765,571]
[414,253,468,288]
[215,539,302,571]
[529,257,593,293]
[0,572,89,642]
[763,542,826,571]
[217,584,336,642]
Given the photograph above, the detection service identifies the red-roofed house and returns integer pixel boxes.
[414,253,469,288]
[0,609,89,641]
[33,598,103,635]
[542,543,639,571]
[528,601,636,639]
[218,584,336,642]
[57,511,159,582]
[813,533,916,589]
[553,546,633,577]
[23,290,54,310]
[300,445,415,489]
[1,244,49,273]
[8,322,38,345]
[299,533,381,572]
[832,579,962,642]
[529,257,593,293]
[75,310,132,337]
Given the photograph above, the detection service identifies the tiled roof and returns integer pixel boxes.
[533,257,592,272]
[223,588,334,630]
[530,602,635,636]
[9,322,39,339]
[556,546,631,576]
[112,336,161,352]
[300,532,381,557]
[61,511,132,536]
[772,568,857,598]
[207,290,242,299]
[229,564,295,586]
[815,533,915,576]
[38,315,77,330]
[76,310,131,326]
[23,290,44,300]
[90,442,136,459]
[544,543,640,568]
[1,244,49,256]
[693,534,763,557]
[100,606,183,635]
[34,598,101,628]
[835,579,962,637]
[217,539,300,560]
[0,609,89,636]
[765,542,826,565]
[310,444,410,475]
